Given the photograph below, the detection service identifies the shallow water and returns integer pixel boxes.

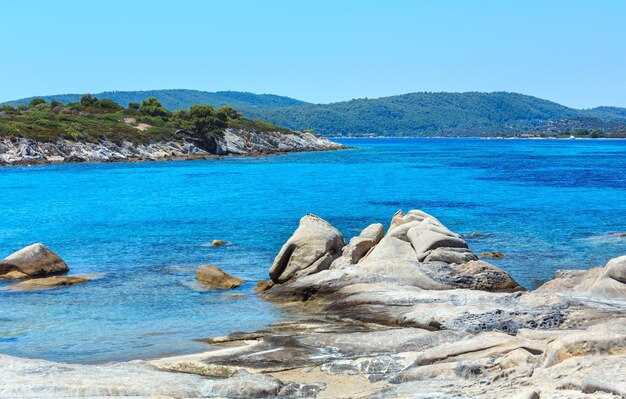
[1,138,625,363]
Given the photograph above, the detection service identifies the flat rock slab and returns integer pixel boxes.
[8,274,101,291]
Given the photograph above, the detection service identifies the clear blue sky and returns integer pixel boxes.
[2,0,625,108]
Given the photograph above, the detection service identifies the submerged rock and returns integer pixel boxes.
[9,275,100,291]
[196,265,244,289]
[269,214,344,284]
[0,243,69,277]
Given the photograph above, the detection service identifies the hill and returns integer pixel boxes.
[3,90,308,114]
[4,90,626,137]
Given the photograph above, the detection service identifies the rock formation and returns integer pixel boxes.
[196,264,244,289]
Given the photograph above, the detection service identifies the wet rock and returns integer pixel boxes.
[0,270,29,279]
[481,251,506,258]
[196,265,244,289]
[0,243,69,277]
[269,214,344,284]
[211,239,229,246]
[8,275,100,291]
[253,279,274,293]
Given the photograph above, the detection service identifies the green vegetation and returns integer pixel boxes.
[4,90,626,137]
[0,95,291,143]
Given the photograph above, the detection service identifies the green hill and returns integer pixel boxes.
[4,90,626,137]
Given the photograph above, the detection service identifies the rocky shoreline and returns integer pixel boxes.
[1,210,625,398]
[0,128,344,166]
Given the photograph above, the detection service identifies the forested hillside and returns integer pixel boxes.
[5,90,626,137]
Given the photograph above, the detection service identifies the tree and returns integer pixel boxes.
[97,99,122,111]
[128,102,140,110]
[29,98,47,107]
[140,97,170,118]
[170,105,227,134]
[50,100,63,108]
[217,106,241,119]
[80,94,98,107]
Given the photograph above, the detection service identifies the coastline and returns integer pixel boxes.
[0,129,344,167]
[2,210,625,398]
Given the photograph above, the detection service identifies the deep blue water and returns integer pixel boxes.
[1,138,625,363]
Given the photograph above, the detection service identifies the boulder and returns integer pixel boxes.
[211,240,228,246]
[9,275,99,291]
[269,214,344,283]
[0,243,69,277]
[585,255,626,300]
[196,265,244,289]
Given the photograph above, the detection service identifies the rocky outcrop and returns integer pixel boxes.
[196,265,244,289]
[0,243,68,277]
[269,214,344,284]
[0,128,343,166]
[263,210,521,301]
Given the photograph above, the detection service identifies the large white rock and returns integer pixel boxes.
[269,214,344,283]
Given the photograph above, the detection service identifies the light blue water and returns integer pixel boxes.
[1,138,625,363]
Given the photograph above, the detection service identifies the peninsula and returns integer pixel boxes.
[0,95,342,166]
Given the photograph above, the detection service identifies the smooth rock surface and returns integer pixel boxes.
[269,214,344,284]
[0,243,69,277]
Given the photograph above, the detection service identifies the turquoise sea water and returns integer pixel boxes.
[1,138,625,363]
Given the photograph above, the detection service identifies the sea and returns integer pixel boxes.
[0,138,625,363]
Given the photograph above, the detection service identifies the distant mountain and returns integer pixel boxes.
[4,90,626,136]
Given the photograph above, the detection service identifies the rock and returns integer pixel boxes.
[253,280,274,293]
[423,247,478,264]
[542,320,626,366]
[605,255,626,284]
[343,223,384,263]
[0,243,69,277]
[229,293,247,298]
[195,265,244,289]
[407,227,468,261]
[455,260,523,292]
[0,131,344,166]
[482,251,505,258]
[330,223,384,269]
[269,214,344,283]
[209,371,284,399]
[585,255,626,300]
[10,275,99,291]
[613,232,626,237]
[389,209,434,231]
[211,240,228,246]
[0,270,29,279]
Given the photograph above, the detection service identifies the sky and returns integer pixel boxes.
[2,0,625,108]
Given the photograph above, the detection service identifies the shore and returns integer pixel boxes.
[1,209,625,398]
[0,128,344,166]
